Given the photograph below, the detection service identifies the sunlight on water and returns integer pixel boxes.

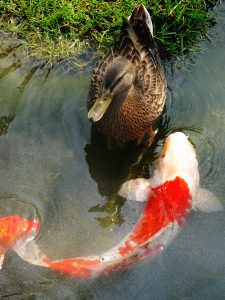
[0,3,225,299]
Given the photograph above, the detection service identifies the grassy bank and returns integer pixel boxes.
[0,0,219,61]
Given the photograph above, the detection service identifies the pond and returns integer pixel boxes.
[0,3,225,300]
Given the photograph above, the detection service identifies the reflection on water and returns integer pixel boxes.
[0,192,40,223]
[0,114,15,136]
[0,3,225,299]
[85,126,153,227]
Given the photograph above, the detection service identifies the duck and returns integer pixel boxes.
[87,4,167,147]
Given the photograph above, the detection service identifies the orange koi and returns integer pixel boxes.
[0,215,40,269]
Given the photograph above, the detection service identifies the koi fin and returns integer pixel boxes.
[0,252,5,270]
[193,188,223,213]
[13,240,48,267]
[119,178,151,201]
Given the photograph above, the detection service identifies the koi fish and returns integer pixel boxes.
[0,132,223,278]
[0,215,47,270]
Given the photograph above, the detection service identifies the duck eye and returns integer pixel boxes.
[110,76,123,92]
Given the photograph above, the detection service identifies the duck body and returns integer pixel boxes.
[87,5,167,146]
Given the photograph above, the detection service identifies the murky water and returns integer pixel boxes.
[0,3,225,299]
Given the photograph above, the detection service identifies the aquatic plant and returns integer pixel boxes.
[0,0,219,60]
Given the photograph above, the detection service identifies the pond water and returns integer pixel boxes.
[0,3,225,300]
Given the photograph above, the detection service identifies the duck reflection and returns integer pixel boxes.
[84,120,168,228]
[0,114,15,136]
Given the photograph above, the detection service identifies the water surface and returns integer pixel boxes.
[0,3,225,299]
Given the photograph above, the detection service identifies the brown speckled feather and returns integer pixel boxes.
[87,5,167,146]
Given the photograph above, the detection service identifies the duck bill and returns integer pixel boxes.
[88,96,112,122]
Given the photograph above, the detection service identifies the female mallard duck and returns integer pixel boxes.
[87,5,167,147]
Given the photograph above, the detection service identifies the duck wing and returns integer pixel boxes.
[88,48,113,109]
[128,6,166,99]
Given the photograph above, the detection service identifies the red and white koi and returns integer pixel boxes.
[0,215,45,269]
[0,132,222,278]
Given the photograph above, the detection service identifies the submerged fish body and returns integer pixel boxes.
[0,132,222,278]
[0,215,40,269]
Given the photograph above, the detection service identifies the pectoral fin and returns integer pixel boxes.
[193,188,223,213]
[119,178,151,202]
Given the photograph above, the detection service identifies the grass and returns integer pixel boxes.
[0,0,220,61]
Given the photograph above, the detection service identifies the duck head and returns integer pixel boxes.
[88,57,135,122]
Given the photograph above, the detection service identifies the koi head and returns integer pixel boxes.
[153,132,199,197]
[0,215,40,251]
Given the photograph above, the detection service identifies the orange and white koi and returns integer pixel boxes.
[0,132,223,278]
[0,215,43,269]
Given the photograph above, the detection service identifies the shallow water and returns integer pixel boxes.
[0,3,225,299]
